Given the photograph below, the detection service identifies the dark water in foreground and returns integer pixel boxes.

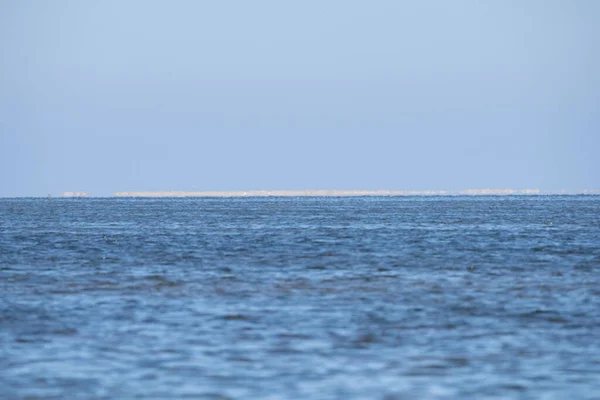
[1,196,599,399]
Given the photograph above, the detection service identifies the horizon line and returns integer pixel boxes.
[52,188,600,197]
[3,188,600,198]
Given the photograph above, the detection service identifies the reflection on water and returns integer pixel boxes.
[1,196,599,399]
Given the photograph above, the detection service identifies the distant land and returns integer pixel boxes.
[61,192,89,197]
[107,189,600,197]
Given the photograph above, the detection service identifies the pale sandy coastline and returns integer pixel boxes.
[4,189,599,198]
[114,190,437,197]
[108,188,591,197]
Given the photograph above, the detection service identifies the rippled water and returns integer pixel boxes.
[1,196,599,399]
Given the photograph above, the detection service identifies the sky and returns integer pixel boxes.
[1,0,599,196]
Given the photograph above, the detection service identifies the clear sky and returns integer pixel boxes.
[1,1,599,196]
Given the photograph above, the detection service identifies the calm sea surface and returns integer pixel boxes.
[1,196,599,399]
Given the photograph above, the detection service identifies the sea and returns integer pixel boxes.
[1,196,599,399]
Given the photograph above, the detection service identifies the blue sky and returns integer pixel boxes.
[1,1,599,196]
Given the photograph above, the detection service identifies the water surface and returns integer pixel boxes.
[1,196,599,399]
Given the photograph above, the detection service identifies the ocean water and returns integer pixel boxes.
[1,196,599,399]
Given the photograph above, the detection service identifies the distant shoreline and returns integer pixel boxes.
[2,190,600,198]
[106,189,600,197]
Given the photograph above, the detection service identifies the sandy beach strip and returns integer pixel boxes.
[112,189,550,197]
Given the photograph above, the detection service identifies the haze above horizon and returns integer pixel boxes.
[1,1,599,197]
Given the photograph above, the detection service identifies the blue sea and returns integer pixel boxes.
[1,196,599,399]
